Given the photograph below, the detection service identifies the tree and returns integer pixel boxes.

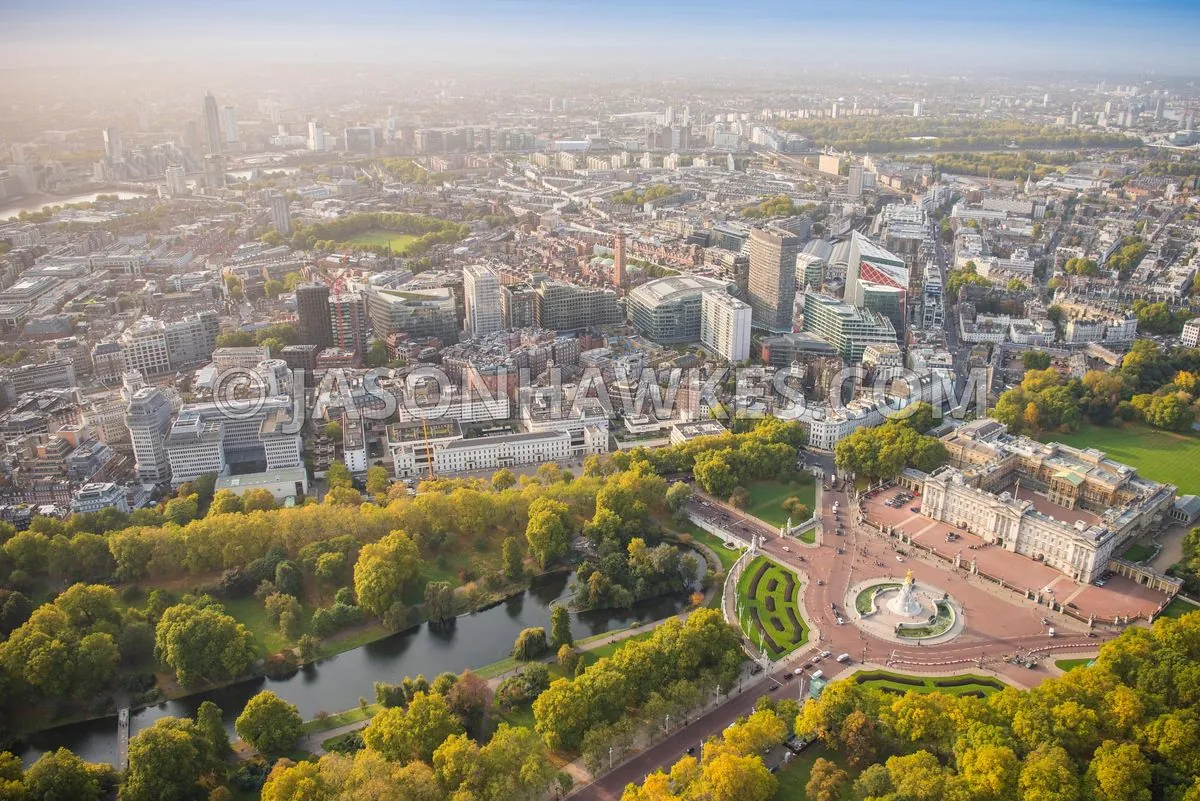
[264,592,303,636]
[120,717,217,801]
[1018,744,1079,801]
[491,468,516,491]
[242,488,277,512]
[353,531,421,617]
[24,748,114,801]
[0,752,23,801]
[665,481,692,515]
[1023,350,1053,370]
[782,497,809,521]
[235,691,303,755]
[501,537,524,581]
[263,279,284,299]
[208,490,243,516]
[362,691,462,763]
[729,486,750,509]
[154,603,257,685]
[513,627,548,660]
[363,340,390,369]
[325,460,352,489]
[549,604,573,649]
[366,466,390,500]
[196,701,231,758]
[297,635,320,663]
[446,670,490,735]
[558,644,582,676]
[1084,740,1150,801]
[525,498,571,569]
[423,581,456,625]
[805,757,848,801]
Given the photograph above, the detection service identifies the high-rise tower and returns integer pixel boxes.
[202,91,223,155]
[747,227,802,332]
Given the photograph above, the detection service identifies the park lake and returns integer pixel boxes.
[16,553,707,766]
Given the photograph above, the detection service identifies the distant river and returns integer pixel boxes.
[0,191,151,220]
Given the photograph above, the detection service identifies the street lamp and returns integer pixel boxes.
[665,714,671,735]
[609,746,613,770]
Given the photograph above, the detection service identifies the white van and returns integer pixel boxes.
[836,653,851,664]
[811,670,824,680]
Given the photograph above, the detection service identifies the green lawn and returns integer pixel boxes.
[772,744,848,800]
[1054,658,1095,672]
[1038,422,1200,495]
[1160,596,1200,619]
[678,523,744,572]
[743,478,817,529]
[735,556,808,658]
[302,702,380,734]
[1120,542,1156,563]
[343,229,420,252]
[855,583,900,615]
[852,670,1005,697]
[220,596,312,656]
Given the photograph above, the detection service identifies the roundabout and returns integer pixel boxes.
[848,571,965,645]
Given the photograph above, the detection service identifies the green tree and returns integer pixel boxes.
[423,581,456,625]
[362,691,462,763]
[1084,741,1150,801]
[196,701,231,758]
[525,498,571,569]
[805,757,848,801]
[512,627,548,660]
[325,460,352,489]
[207,490,244,516]
[154,603,257,685]
[353,530,421,617]
[549,604,573,649]
[491,468,517,491]
[23,748,113,801]
[366,466,390,500]
[501,537,524,581]
[1023,350,1053,370]
[363,340,390,368]
[235,691,303,755]
[120,717,217,801]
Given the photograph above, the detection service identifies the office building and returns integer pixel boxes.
[223,105,238,145]
[463,264,503,338]
[204,154,226,190]
[330,292,369,358]
[700,290,752,362]
[268,192,292,235]
[797,253,826,290]
[501,284,537,330]
[71,482,130,515]
[165,396,300,486]
[845,231,908,335]
[117,313,219,374]
[747,227,802,332]
[802,291,898,363]
[103,127,122,161]
[307,120,328,152]
[126,386,173,484]
[847,165,864,198]
[388,420,606,478]
[365,286,460,344]
[214,467,308,503]
[202,91,222,155]
[295,283,334,348]
[534,282,622,332]
[118,318,171,375]
[344,126,380,155]
[626,275,733,345]
[165,164,188,196]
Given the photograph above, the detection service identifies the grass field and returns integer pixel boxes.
[1054,658,1095,672]
[855,583,900,615]
[852,669,1005,697]
[735,556,808,658]
[743,478,817,530]
[771,744,847,800]
[1160,596,1200,619]
[1120,542,1156,563]
[343,229,420,252]
[1038,422,1200,495]
[679,523,744,572]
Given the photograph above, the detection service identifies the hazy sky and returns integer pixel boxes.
[2,0,1199,74]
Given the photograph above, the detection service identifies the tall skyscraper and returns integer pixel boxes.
[307,121,326,152]
[103,127,122,161]
[330,292,368,358]
[847,165,864,198]
[223,105,238,145]
[295,283,333,348]
[463,264,503,338]
[700,291,752,362]
[844,231,909,336]
[126,386,174,484]
[747,227,802,332]
[165,165,188,196]
[268,192,292,235]
[202,91,223,155]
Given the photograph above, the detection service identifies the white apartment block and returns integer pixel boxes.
[700,290,752,362]
[388,423,606,478]
[165,397,301,486]
[1183,318,1200,348]
[463,264,503,337]
[71,482,130,515]
[126,386,173,484]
